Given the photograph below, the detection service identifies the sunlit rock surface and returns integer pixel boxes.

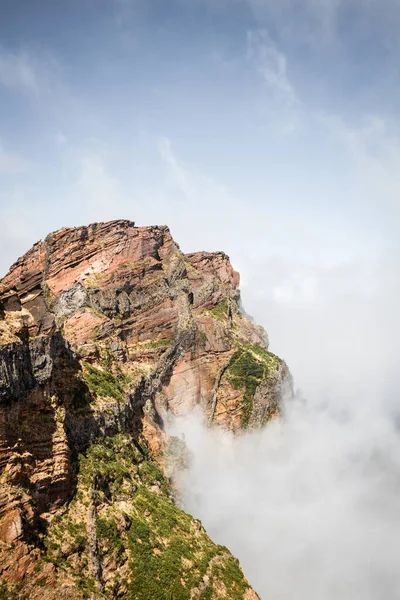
[0,220,290,598]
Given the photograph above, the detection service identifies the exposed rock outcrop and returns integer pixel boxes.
[0,220,291,599]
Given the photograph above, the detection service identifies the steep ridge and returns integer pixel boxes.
[0,220,291,599]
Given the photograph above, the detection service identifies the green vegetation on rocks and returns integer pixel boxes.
[139,338,171,350]
[40,433,252,599]
[0,583,29,600]
[226,343,281,427]
[206,298,229,322]
[82,362,130,402]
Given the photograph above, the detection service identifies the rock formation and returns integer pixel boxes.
[0,220,291,599]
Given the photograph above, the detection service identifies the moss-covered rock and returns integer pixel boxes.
[40,434,254,599]
[82,362,130,403]
[226,344,282,427]
[205,299,230,322]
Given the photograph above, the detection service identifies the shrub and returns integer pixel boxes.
[82,362,128,402]
[205,298,229,322]
[226,343,280,427]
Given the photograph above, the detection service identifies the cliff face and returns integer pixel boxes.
[0,220,290,599]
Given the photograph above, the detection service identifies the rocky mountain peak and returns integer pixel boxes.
[0,220,290,599]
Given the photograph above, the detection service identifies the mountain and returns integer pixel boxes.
[0,220,291,599]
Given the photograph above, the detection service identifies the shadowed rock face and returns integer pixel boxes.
[0,220,290,599]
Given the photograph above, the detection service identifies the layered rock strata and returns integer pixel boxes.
[0,220,290,599]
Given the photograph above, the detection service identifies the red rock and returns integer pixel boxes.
[0,219,291,594]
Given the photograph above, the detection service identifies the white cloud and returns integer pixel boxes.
[68,148,129,222]
[171,399,400,600]
[247,29,299,107]
[318,113,400,214]
[272,272,318,304]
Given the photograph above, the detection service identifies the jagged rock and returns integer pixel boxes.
[52,282,89,323]
[0,219,291,598]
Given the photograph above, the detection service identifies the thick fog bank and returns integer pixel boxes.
[168,392,400,599]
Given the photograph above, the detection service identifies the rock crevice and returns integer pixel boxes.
[0,220,291,599]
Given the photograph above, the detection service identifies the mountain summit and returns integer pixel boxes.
[0,220,290,599]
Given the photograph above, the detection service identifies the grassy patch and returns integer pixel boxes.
[38,432,252,600]
[82,362,129,402]
[96,517,124,558]
[79,434,144,487]
[118,257,153,271]
[85,271,107,289]
[45,516,87,565]
[138,461,169,494]
[140,339,171,350]
[212,554,252,599]
[0,583,29,600]
[126,487,223,600]
[80,436,243,599]
[42,282,55,307]
[206,298,229,322]
[226,344,281,427]
[247,343,281,366]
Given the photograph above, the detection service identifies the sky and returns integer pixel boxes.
[2,2,400,597]
[1,0,400,403]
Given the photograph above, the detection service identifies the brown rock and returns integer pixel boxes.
[0,219,292,596]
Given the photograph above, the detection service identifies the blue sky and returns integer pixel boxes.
[1,0,400,398]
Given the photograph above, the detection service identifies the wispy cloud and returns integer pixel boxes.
[246,28,305,134]
[246,21,400,205]
[247,29,299,108]
[0,47,61,100]
[158,137,195,200]
[0,49,39,95]
[319,113,399,164]
[247,0,400,47]
[318,113,400,214]
[157,135,234,211]
[69,147,129,222]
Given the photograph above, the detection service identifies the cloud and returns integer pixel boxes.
[246,0,400,47]
[170,399,400,600]
[247,29,299,108]
[0,49,39,95]
[77,153,121,204]
[157,135,233,214]
[155,84,400,600]
[245,23,400,209]
[246,28,306,134]
[0,47,61,100]
[318,113,400,214]
[65,145,130,223]
[158,137,195,200]
[0,196,48,277]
